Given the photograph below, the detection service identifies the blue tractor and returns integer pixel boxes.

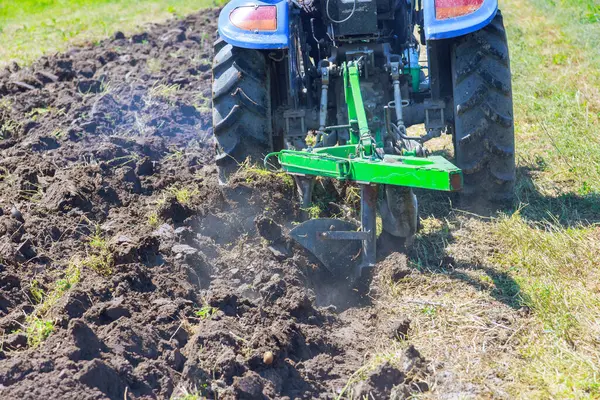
[212,0,514,254]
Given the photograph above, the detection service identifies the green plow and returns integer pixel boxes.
[270,145,462,191]
[265,61,462,281]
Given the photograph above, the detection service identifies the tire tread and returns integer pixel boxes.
[452,11,516,201]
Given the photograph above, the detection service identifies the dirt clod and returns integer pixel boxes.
[353,362,406,399]
[389,318,411,340]
[10,207,23,223]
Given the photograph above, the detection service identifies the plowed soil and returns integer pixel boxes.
[0,10,432,399]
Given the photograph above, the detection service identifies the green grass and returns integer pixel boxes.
[166,185,199,205]
[195,305,216,320]
[171,390,203,400]
[26,319,55,348]
[492,212,600,397]
[148,83,182,104]
[148,211,160,227]
[428,1,600,394]
[238,162,296,190]
[81,227,114,275]
[501,2,600,392]
[506,0,600,201]
[0,0,217,68]
[302,204,323,219]
[478,0,600,394]
[25,264,81,347]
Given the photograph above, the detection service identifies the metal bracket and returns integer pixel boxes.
[283,109,307,148]
[424,99,446,138]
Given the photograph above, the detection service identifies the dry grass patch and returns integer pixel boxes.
[377,216,528,398]
[379,206,600,398]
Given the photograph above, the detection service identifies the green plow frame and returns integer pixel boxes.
[269,145,462,192]
[265,61,462,281]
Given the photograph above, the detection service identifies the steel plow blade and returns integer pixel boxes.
[289,218,362,278]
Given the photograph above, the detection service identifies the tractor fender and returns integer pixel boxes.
[217,0,290,50]
[423,0,498,40]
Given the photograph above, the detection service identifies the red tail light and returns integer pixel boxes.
[229,6,277,31]
[435,0,484,19]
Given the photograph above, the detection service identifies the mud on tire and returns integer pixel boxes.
[212,38,271,183]
[451,11,516,202]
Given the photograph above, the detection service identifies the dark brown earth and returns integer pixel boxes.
[0,10,431,399]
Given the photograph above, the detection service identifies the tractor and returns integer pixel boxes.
[211,0,514,280]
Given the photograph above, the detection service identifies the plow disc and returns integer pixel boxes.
[290,218,363,278]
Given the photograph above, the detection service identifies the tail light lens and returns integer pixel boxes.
[435,0,484,19]
[229,6,277,31]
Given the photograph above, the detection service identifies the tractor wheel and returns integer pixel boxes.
[451,11,515,202]
[212,38,271,183]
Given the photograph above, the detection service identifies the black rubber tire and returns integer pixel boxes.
[212,38,271,183]
[451,11,515,202]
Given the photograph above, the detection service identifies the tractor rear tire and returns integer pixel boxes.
[212,38,271,183]
[451,11,515,202]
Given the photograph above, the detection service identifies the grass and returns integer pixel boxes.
[21,225,114,347]
[0,0,218,68]
[497,1,600,395]
[302,204,323,219]
[506,0,600,200]
[80,227,114,275]
[146,57,163,74]
[155,184,199,207]
[492,212,600,396]
[171,389,203,400]
[194,91,211,113]
[147,184,199,226]
[195,304,216,320]
[148,211,160,227]
[148,83,181,104]
[335,341,427,400]
[237,161,296,190]
[24,263,81,347]
[26,319,55,348]
[167,185,199,205]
